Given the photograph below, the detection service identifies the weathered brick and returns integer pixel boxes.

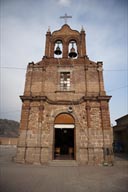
[15,24,113,165]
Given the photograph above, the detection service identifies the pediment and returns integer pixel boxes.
[52,24,79,37]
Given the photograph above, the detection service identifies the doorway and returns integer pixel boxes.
[54,113,75,160]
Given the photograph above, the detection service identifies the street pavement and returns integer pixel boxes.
[0,146,128,192]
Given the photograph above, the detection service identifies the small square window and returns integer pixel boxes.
[60,72,70,91]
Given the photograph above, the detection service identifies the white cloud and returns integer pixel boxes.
[58,0,71,6]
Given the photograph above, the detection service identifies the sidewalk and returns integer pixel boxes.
[0,146,128,192]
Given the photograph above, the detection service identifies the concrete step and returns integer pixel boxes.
[49,160,78,167]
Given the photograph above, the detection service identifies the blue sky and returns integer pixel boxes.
[0,0,128,125]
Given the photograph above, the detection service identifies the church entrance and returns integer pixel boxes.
[54,113,75,160]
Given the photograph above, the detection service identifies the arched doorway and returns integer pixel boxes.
[54,113,75,160]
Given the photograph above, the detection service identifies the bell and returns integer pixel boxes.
[69,47,77,58]
[54,45,62,55]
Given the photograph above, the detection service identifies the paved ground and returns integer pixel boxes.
[0,146,128,192]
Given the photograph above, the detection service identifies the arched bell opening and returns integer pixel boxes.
[54,40,63,58]
[53,113,75,160]
[68,40,78,58]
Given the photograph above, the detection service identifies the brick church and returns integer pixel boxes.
[16,17,113,165]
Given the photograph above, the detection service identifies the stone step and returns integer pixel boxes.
[114,155,128,166]
[49,160,78,167]
[114,160,128,166]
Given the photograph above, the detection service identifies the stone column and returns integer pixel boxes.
[50,42,54,58]
[24,101,40,164]
[15,101,30,163]
[100,101,113,164]
[63,42,68,58]
[84,65,88,96]
[33,103,44,164]
[40,105,50,164]
[86,101,91,129]
[40,67,45,96]
[86,101,93,164]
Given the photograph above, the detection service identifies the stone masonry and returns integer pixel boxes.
[15,24,113,165]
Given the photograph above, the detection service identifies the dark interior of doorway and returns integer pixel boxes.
[54,128,74,160]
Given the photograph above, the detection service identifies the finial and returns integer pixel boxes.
[48,26,51,32]
[60,13,72,24]
[81,25,85,32]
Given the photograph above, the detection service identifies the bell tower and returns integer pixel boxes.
[45,24,86,58]
[15,17,113,165]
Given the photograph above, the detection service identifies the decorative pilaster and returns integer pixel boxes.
[100,101,113,164]
[86,101,91,129]
[15,101,30,163]
[84,65,88,95]
[97,62,106,96]
[24,63,33,96]
[86,101,91,164]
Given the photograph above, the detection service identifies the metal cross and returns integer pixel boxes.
[60,13,72,24]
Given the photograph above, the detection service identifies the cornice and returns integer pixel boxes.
[20,95,111,105]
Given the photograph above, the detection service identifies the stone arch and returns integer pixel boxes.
[66,37,80,58]
[54,112,75,125]
[66,35,80,45]
[53,112,75,160]
[52,108,77,123]
[53,39,63,58]
[52,37,65,44]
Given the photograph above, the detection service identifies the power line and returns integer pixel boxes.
[0,67,26,70]
[0,66,128,72]
[0,86,127,115]
[107,85,128,92]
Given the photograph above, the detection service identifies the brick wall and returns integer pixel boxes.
[16,24,113,165]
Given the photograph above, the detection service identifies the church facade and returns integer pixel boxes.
[16,23,113,165]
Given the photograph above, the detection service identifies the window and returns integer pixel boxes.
[60,72,70,91]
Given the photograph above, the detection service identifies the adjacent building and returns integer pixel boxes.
[113,114,128,153]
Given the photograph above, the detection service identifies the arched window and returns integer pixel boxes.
[54,40,63,58]
[68,40,78,58]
